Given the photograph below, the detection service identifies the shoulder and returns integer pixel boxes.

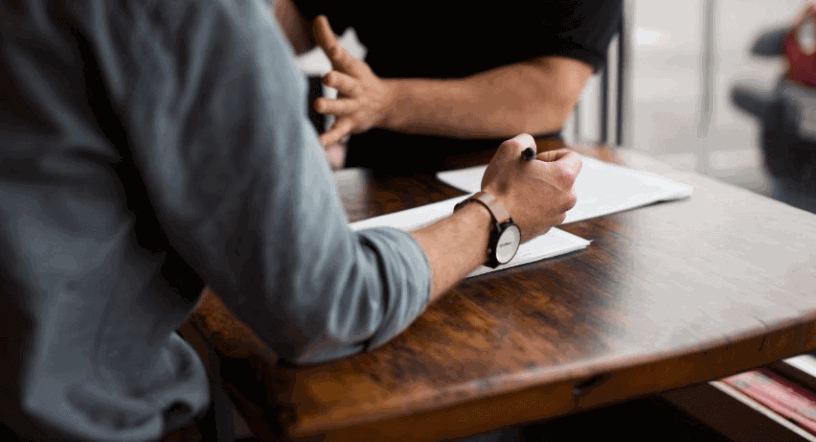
[526,1,622,72]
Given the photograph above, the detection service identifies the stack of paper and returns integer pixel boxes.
[436,156,694,225]
[349,155,692,277]
[350,201,590,278]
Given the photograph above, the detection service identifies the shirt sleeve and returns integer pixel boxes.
[82,0,432,364]
[538,0,623,73]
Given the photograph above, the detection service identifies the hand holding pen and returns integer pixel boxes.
[481,134,582,241]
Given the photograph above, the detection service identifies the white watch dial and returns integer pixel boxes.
[495,225,521,264]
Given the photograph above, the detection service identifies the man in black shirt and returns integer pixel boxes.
[276,0,622,173]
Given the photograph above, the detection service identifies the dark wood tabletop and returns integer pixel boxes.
[181,140,816,442]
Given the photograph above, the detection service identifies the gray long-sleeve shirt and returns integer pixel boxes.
[0,0,431,440]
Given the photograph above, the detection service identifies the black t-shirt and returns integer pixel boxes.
[294,1,622,174]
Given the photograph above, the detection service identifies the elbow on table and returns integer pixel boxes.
[270,282,381,365]
[272,322,372,366]
[266,228,427,365]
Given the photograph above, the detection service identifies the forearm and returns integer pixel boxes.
[411,202,492,302]
[382,57,587,138]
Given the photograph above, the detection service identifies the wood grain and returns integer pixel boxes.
[182,142,816,442]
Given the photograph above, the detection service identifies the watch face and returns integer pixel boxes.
[495,224,521,264]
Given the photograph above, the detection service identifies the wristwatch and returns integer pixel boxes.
[454,191,522,268]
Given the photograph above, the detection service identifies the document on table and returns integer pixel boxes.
[350,196,590,278]
[436,155,694,225]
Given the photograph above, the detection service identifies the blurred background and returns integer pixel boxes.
[597,0,803,196]
[295,0,810,199]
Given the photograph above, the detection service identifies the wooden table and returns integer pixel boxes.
[180,141,816,442]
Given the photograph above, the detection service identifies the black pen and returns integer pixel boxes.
[521,147,536,161]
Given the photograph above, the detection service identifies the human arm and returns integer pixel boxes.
[412,135,581,299]
[0,2,578,441]
[85,0,579,366]
[312,15,594,146]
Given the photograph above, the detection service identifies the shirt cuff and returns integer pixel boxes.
[358,227,432,352]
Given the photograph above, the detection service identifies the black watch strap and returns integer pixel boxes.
[454,191,521,268]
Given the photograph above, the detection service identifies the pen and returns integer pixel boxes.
[521,147,536,161]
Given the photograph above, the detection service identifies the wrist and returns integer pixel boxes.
[453,200,493,262]
[455,192,522,268]
[480,187,513,222]
[378,79,403,130]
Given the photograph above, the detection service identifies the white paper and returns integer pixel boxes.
[350,199,590,278]
[783,354,816,378]
[436,155,694,225]
[465,228,590,277]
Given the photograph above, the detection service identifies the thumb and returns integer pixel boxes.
[496,133,536,162]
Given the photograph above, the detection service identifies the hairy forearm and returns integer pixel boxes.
[382,57,589,138]
[411,202,492,302]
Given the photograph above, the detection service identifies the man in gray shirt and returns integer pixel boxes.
[0,0,581,440]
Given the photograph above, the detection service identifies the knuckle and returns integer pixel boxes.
[518,133,535,145]
[554,164,577,188]
[499,139,522,155]
[498,133,535,157]
[571,157,583,179]
[352,83,363,96]
[565,191,578,211]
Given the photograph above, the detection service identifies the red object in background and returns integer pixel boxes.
[722,369,816,435]
[786,6,816,87]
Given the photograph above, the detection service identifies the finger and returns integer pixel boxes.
[564,190,578,212]
[322,71,361,96]
[315,97,359,115]
[497,133,536,160]
[313,16,356,72]
[550,150,583,178]
[502,133,536,150]
[537,148,581,170]
[320,118,355,146]
[535,153,582,191]
[535,148,571,162]
[324,142,347,170]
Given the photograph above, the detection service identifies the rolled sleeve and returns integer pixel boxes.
[356,228,431,351]
[545,0,623,73]
[294,227,431,364]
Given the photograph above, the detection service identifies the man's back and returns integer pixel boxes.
[0,1,433,439]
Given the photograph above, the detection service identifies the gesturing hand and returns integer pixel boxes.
[312,15,395,146]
